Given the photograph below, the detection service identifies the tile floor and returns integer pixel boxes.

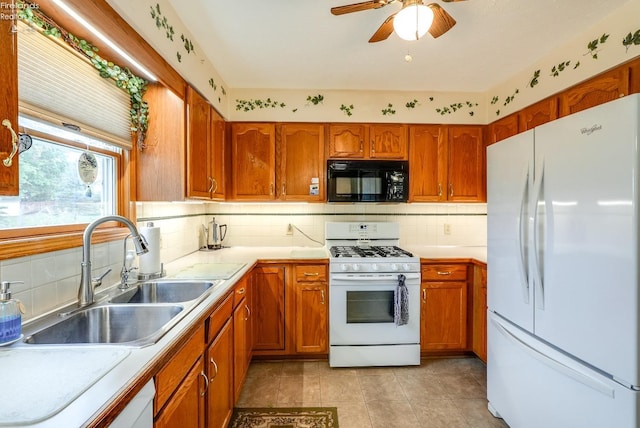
[236,356,510,428]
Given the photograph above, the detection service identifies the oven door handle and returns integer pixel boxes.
[330,273,420,282]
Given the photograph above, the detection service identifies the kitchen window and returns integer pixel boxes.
[0,116,120,231]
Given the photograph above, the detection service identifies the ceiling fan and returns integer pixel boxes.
[331,0,464,43]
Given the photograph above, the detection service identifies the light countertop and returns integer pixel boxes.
[0,245,484,427]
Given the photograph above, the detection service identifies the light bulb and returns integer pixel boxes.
[393,3,434,41]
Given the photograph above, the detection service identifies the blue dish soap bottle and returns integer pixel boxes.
[0,281,24,344]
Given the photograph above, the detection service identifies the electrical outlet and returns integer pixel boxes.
[444,223,452,235]
[286,224,293,235]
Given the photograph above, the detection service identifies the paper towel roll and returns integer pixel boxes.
[139,224,161,274]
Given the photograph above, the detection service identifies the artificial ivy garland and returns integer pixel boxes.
[17,2,149,150]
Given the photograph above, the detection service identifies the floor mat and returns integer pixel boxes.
[230,407,339,428]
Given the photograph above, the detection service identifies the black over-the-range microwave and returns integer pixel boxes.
[327,160,409,203]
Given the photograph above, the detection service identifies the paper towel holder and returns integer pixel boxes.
[136,222,166,280]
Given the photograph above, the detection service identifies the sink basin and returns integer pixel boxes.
[110,280,220,304]
[24,304,184,347]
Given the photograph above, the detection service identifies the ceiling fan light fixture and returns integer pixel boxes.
[393,0,434,41]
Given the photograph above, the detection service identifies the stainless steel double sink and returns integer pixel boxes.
[24,280,222,347]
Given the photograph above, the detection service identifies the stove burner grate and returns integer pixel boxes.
[330,245,413,258]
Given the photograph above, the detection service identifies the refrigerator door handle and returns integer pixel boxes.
[532,159,545,309]
[491,317,615,398]
[517,167,530,304]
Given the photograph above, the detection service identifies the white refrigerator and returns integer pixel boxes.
[487,94,640,428]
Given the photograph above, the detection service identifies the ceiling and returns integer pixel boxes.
[167,0,630,93]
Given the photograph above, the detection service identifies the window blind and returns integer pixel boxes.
[17,21,133,150]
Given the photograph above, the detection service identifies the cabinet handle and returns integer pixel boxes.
[422,289,426,300]
[270,183,274,195]
[211,178,218,194]
[2,119,18,167]
[236,287,246,295]
[371,141,375,153]
[244,304,250,321]
[321,289,325,304]
[360,141,363,152]
[449,184,454,197]
[437,271,452,275]
[200,371,209,396]
[209,357,219,381]
[282,183,286,196]
[438,183,443,197]
[303,272,320,277]
[207,177,214,193]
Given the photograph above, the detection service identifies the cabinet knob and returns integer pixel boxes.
[236,287,246,295]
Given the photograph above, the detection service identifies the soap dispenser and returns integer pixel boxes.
[0,281,24,344]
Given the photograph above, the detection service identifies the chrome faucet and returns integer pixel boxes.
[78,215,149,307]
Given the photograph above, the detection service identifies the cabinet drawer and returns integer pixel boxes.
[294,265,327,282]
[155,325,205,414]
[233,276,249,308]
[422,264,467,281]
[207,293,233,343]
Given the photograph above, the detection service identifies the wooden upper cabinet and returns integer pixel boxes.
[0,7,19,196]
[447,126,485,202]
[328,124,367,158]
[136,84,186,201]
[277,124,325,202]
[519,97,558,132]
[231,123,276,200]
[210,108,226,200]
[630,57,640,95]
[486,113,518,146]
[560,67,629,116]
[186,86,213,199]
[369,124,408,159]
[409,125,447,202]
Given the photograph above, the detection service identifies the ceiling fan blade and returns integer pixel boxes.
[368,13,397,43]
[331,0,389,15]
[427,3,457,38]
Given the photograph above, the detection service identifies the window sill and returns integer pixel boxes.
[0,227,131,261]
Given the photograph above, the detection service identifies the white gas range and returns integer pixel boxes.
[326,222,421,367]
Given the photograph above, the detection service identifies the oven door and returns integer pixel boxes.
[329,273,420,346]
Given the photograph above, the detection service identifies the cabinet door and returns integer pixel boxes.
[421,281,468,351]
[233,297,251,403]
[472,265,488,363]
[328,124,367,158]
[518,97,558,131]
[560,67,629,116]
[231,123,276,200]
[447,126,485,202]
[155,357,205,428]
[136,84,186,201]
[0,5,19,196]
[210,108,226,200]
[277,124,325,201]
[295,282,328,354]
[369,124,408,159]
[487,113,518,145]
[186,86,212,199]
[206,318,233,428]
[408,125,446,202]
[252,265,286,350]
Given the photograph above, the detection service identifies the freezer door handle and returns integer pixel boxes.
[491,316,615,398]
[532,158,545,309]
[517,167,530,304]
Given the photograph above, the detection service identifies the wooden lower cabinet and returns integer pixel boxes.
[252,265,286,351]
[154,356,205,428]
[154,326,206,427]
[206,318,233,428]
[420,264,468,352]
[472,264,488,363]
[233,276,252,403]
[294,264,328,354]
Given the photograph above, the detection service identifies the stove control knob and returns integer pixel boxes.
[352,264,361,271]
[391,263,399,271]
[402,263,411,271]
[371,264,379,271]
[340,264,349,272]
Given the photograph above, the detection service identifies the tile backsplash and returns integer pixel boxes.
[1,201,486,321]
